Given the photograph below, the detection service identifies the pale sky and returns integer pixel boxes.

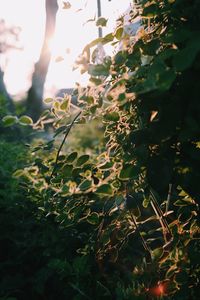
[0,0,131,99]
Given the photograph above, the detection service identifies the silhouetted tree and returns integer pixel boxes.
[0,19,20,112]
[26,0,58,121]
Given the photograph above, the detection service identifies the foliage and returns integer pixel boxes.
[0,140,92,300]
[1,0,200,299]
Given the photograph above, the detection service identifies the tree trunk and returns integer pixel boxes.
[26,0,58,121]
[0,67,14,112]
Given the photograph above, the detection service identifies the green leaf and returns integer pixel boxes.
[114,51,127,65]
[2,115,18,127]
[53,125,66,137]
[60,99,70,111]
[174,199,194,206]
[151,248,163,260]
[76,155,90,166]
[87,212,100,225]
[13,169,24,177]
[143,198,150,208]
[61,184,70,196]
[67,152,78,163]
[19,115,33,126]
[88,64,110,77]
[96,184,113,195]
[99,161,114,170]
[119,164,138,180]
[102,33,114,44]
[62,164,73,177]
[104,112,120,122]
[79,179,92,191]
[96,17,107,27]
[72,168,82,177]
[43,97,54,104]
[115,27,123,40]
[89,77,102,85]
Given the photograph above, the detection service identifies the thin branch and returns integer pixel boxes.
[130,211,152,257]
[165,183,172,214]
[149,189,173,244]
[50,111,81,179]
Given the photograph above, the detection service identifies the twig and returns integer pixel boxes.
[165,183,172,214]
[50,111,81,179]
[149,189,173,244]
[130,211,152,257]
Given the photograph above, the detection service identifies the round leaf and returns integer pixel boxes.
[2,115,18,127]
[96,17,108,27]
[19,115,33,126]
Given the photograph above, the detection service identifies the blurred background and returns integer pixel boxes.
[0,0,131,120]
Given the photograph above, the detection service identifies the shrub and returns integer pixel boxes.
[2,0,200,299]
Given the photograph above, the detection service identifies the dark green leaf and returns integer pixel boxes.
[96,184,113,195]
[104,112,120,122]
[67,152,78,163]
[76,155,90,166]
[119,164,138,180]
[62,164,73,177]
[87,212,99,225]
[79,179,92,191]
[2,115,18,127]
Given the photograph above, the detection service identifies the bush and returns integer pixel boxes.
[1,0,200,299]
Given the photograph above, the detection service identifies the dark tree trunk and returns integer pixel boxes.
[0,67,14,112]
[26,0,58,121]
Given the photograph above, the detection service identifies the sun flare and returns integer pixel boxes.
[0,0,131,97]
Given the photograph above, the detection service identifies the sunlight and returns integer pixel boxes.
[0,0,45,97]
[0,0,132,97]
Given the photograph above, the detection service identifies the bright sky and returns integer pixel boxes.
[0,0,131,99]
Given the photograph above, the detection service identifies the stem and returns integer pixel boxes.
[50,111,81,179]
[165,183,172,214]
[97,0,103,38]
[149,189,173,244]
[130,212,152,257]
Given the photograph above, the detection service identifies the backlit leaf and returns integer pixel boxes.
[2,115,18,127]
[43,97,54,104]
[19,115,33,126]
[96,17,108,27]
